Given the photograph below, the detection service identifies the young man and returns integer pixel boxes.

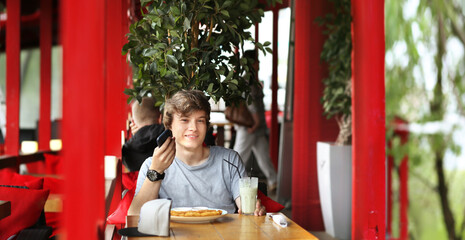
[128,90,266,215]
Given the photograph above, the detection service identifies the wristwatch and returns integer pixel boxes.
[146,169,165,182]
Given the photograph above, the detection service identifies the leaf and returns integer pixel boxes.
[149,62,157,74]
[143,48,158,57]
[183,17,191,31]
[154,43,168,49]
[160,67,167,77]
[222,1,233,8]
[140,0,151,7]
[225,70,234,81]
[170,6,180,16]
[207,83,214,92]
[220,10,230,18]
[166,55,178,67]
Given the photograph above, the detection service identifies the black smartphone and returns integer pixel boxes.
[156,129,172,147]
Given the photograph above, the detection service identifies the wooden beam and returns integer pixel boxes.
[0,150,59,169]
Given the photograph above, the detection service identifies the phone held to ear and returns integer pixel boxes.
[156,129,172,146]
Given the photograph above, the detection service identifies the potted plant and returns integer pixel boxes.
[122,0,281,107]
[315,0,352,239]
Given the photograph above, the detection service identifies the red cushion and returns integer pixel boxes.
[106,186,135,224]
[0,186,50,240]
[43,177,63,195]
[44,153,63,175]
[122,172,138,190]
[257,191,285,213]
[43,177,64,236]
[0,169,44,190]
[25,161,47,174]
[45,212,62,237]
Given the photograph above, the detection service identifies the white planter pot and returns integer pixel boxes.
[317,142,352,240]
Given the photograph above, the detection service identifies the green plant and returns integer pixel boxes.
[317,0,352,145]
[122,0,280,106]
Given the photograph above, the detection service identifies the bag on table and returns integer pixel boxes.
[224,102,254,128]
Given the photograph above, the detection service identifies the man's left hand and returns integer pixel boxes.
[254,199,266,216]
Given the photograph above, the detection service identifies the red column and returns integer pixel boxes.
[351,0,386,239]
[387,156,393,237]
[62,0,106,239]
[39,0,52,150]
[399,156,408,240]
[293,0,338,230]
[5,0,21,157]
[269,9,279,169]
[104,0,128,157]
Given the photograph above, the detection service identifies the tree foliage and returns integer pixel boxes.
[385,0,465,239]
[317,0,352,145]
[122,0,280,106]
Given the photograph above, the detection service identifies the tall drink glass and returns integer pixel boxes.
[239,177,258,215]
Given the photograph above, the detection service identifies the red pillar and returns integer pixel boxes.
[39,0,52,150]
[387,156,393,236]
[269,8,279,169]
[104,0,128,157]
[5,0,21,157]
[351,0,386,239]
[399,156,408,240]
[62,0,106,239]
[293,0,338,230]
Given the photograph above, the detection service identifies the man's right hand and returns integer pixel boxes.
[130,121,141,135]
[150,136,176,173]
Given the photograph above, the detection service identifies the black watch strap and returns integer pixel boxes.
[147,169,165,182]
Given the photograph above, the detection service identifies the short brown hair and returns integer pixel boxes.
[132,97,161,126]
[163,90,211,129]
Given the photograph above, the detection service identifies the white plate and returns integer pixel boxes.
[170,207,227,224]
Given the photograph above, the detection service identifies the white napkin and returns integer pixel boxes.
[267,213,288,227]
[138,199,172,236]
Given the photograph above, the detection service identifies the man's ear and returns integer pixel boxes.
[157,114,162,124]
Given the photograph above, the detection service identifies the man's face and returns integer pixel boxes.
[170,110,207,150]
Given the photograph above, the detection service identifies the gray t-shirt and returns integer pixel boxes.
[135,146,246,214]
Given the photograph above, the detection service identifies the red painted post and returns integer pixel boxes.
[104,0,127,157]
[62,0,106,239]
[399,156,408,240]
[387,156,393,237]
[351,0,386,239]
[293,0,338,230]
[269,9,279,169]
[395,117,409,240]
[5,0,21,158]
[39,0,52,150]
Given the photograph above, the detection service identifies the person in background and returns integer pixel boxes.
[233,50,278,192]
[122,97,165,172]
[128,90,266,216]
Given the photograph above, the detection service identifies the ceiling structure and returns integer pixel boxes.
[0,0,60,52]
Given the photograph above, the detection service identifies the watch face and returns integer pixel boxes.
[147,169,164,181]
[147,170,158,181]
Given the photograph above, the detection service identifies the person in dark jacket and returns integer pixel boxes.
[122,97,165,172]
